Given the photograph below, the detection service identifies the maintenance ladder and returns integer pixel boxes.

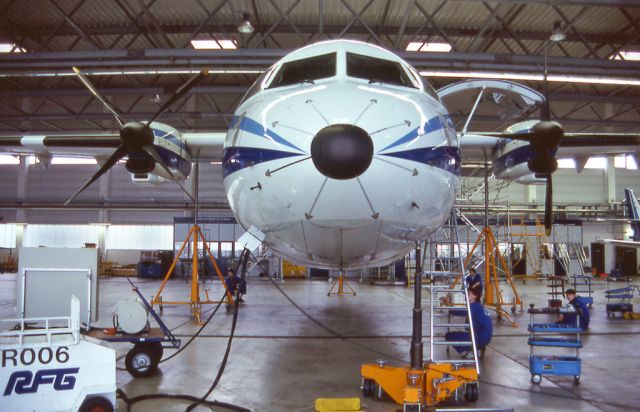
[425,209,480,374]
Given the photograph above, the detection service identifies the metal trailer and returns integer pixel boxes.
[87,278,181,378]
[0,296,116,412]
[527,305,582,385]
[571,275,594,307]
[604,279,635,318]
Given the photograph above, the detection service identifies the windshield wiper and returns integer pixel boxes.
[301,78,315,84]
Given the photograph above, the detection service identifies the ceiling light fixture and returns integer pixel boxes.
[419,70,640,86]
[406,42,452,52]
[0,42,25,53]
[237,13,255,34]
[549,21,566,42]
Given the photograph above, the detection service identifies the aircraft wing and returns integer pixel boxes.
[460,132,640,163]
[0,132,226,161]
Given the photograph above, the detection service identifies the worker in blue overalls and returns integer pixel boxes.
[225,268,247,303]
[445,287,493,359]
[558,288,590,331]
[465,267,483,299]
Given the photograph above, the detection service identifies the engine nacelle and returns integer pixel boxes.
[513,174,546,185]
[131,172,170,186]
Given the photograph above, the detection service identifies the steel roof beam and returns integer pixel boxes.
[5,23,638,48]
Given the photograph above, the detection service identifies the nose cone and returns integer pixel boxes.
[310,124,373,180]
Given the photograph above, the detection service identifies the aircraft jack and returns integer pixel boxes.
[327,272,356,296]
[461,225,523,327]
[151,224,234,324]
[361,362,478,410]
[361,240,479,410]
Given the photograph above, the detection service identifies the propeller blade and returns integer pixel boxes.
[147,69,208,125]
[65,145,127,205]
[540,82,551,122]
[142,145,195,203]
[72,67,125,128]
[544,172,553,236]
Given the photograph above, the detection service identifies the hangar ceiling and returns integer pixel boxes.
[0,0,639,136]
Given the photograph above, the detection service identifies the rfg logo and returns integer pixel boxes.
[3,368,79,395]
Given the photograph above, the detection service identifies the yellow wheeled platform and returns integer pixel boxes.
[361,361,478,409]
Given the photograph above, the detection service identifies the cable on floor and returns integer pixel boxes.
[265,273,406,363]
[116,248,251,412]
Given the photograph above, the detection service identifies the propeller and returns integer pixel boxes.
[65,68,208,205]
[486,72,563,235]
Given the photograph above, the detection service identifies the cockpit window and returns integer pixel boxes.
[240,69,270,105]
[267,52,336,88]
[347,52,417,89]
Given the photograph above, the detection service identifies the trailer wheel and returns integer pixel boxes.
[125,346,158,378]
[146,342,163,363]
[464,382,479,402]
[362,378,376,398]
[80,396,114,412]
[574,375,580,385]
[531,374,542,384]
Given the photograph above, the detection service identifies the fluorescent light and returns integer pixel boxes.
[406,42,452,52]
[547,74,640,86]
[191,40,221,50]
[420,70,542,81]
[422,42,452,52]
[0,43,25,53]
[612,51,640,61]
[191,39,237,50]
[419,70,640,86]
[406,42,423,52]
[217,40,237,50]
[0,69,264,78]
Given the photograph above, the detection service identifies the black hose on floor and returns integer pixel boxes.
[265,272,406,363]
[184,247,250,411]
[116,248,251,412]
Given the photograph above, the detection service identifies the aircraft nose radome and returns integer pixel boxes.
[310,124,373,180]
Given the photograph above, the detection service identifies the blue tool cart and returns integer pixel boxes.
[527,305,582,385]
[605,277,635,318]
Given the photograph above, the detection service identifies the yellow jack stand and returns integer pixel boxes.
[151,224,234,324]
[457,226,523,327]
[361,362,478,408]
[327,273,356,296]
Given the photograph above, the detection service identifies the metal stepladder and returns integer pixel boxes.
[426,209,481,400]
[361,209,480,410]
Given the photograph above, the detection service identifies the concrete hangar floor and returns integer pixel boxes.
[0,274,638,412]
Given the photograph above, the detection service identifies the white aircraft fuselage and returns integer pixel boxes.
[223,40,460,269]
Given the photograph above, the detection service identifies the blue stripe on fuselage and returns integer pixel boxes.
[380,146,461,176]
[378,115,451,153]
[222,147,305,178]
[229,116,306,153]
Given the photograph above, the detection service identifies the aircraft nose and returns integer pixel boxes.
[310,124,373,180]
